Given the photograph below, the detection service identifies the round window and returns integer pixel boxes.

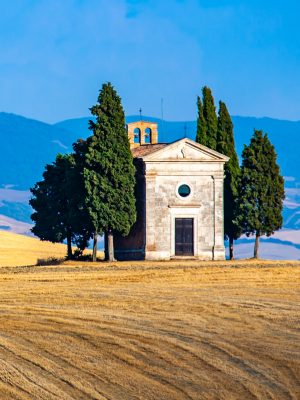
[178,184,191,198]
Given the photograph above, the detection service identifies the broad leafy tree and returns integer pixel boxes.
[84,82,136,262]
[216,101,241,259]
[236,130,285,258]
[30,153,92,259]
[72,138,94,255]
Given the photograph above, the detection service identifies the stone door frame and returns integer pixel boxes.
[169,206,200,257]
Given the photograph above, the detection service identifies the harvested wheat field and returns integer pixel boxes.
[0,260,299,399]
[0,231,101,267]
[0,231,68,267]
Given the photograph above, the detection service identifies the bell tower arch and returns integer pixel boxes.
[127,121,158,148]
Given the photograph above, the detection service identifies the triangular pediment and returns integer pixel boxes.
[142,138,229,162]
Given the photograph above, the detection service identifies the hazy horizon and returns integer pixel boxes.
[2,110,300,126]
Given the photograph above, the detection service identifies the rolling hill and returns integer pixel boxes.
[0,112,78,190]
[0,112,299,258]
[56,115,300,184]
[1,111,299,190]
[0,230,67,266]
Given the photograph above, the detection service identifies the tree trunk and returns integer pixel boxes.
[92,232,98,262]
[254,233,260,259]
[108,229,115,262]
[67,232,72,260]
[104,232,108,261]
[229,236,234,260]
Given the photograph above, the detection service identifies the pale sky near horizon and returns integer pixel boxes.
[0,0,299,123]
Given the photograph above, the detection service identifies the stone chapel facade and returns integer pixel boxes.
[114,120,229,261]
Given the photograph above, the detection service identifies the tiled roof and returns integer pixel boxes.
[131,144,168,158]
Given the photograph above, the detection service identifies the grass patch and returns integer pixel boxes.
[36,257,65,266]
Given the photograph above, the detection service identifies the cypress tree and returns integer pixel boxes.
[237,130,285,258]
[196,95,206,145]
[216,101,241,259]
[84,82,136,262]
[202,86,218,150]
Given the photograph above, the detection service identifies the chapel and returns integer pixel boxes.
[114,120,229,260]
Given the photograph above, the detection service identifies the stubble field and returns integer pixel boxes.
[0,253,299,399]
[0,231,68,267]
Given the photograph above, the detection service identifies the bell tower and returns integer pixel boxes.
[127,121,158,149]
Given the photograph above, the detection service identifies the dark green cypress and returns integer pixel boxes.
[196,95,206,145]
[216,101,241,259]
[202,86,218,150]
[84,82,136,262]
[236,130,285,258]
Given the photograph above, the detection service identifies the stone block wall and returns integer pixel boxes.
[144,161,225,260]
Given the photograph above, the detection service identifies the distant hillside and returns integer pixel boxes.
[1,111,299,191]
[0,112,79,190]
[0,214,32,235]
[0,112,299,257]
[56,115,300,184]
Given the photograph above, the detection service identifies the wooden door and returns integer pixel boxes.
[175,218,194,256]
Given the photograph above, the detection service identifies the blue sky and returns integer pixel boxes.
[0,0,299,123]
